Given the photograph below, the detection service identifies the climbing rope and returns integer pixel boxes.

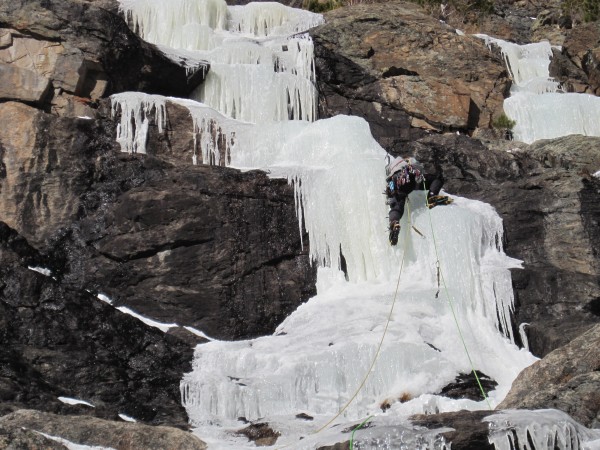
[350,415,374,449]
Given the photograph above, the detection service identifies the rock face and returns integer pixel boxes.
[0,222,193,427]
[311,1,510,151]
[0,410,207,449]
[499,323,600,428]
[1,0,600,446]
[0,98,316,341]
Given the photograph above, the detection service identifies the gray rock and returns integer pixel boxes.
[499,323,600,428]
[0,63,52,104]
[0,409,207,449]
[0,424,68,449]
[0,222,194,428]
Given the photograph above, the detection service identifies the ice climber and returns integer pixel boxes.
[385,156,445,246]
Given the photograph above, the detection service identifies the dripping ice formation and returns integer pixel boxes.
[119,0,321,123]
[478,35,600,144]
[111,0,600,448]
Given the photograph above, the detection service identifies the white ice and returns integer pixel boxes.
[28,266,52,276]
[184,326,216,341]
[487,410,600,450]
[37,432,116,450]
[118,413,137,422]
[96,292,178,332]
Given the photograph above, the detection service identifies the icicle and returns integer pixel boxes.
[518,323,530,351]
[487,410,600,450]
[111,92,166,154]
[227,2,324,37]
[190,63,317,123]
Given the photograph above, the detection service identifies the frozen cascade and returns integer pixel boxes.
[478,35,600,144]
[108,1,600,449]
[118,0,321,123]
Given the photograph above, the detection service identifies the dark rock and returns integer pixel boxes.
[549,47,593,93]
[411,410,494,450]
[439,371,497,402]
[562,22,600,95]
[0,409,207,449]
[296,412,314,420]
[0,222,193,428]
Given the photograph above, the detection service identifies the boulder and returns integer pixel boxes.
[0,410,207,449]
[0,63,51,104]
[499,323,600,428]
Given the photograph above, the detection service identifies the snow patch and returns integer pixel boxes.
[58,397,95,408]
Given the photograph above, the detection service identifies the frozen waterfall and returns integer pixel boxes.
[110,0,600,448]
[478,35,600,144]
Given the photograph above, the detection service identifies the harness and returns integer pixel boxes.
[387,163,424,194]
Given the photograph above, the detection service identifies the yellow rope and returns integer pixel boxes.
[314,218,409,433]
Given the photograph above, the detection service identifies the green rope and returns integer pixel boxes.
[423,183,492,410]
[350,415,374,449]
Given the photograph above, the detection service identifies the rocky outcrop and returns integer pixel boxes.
[0,0,208,117]
[0,410,207,449]
[499,323,600,428]
[312,1,511,153]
